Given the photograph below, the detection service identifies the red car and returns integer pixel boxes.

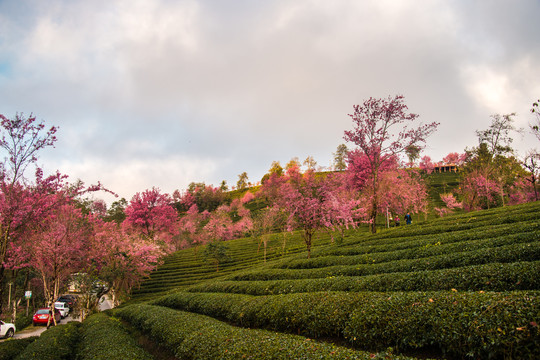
[33,308,61,326]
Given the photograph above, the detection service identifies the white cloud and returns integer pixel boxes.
[1,0,539,204]
[46,153,218,203]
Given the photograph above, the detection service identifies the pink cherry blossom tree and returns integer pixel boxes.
[0,113,58,310]
[442,152,467,166]
[28,203,91,306]
[419,156,435,174]
[82,217,163,312]
[460,170,502,211]
[251,205,286,262]
[344,95,439,232]
[0,113,57,184]
[123,187,179,252]
[434,193,463,217]
[262,165,357,258]
[321,172,361,242]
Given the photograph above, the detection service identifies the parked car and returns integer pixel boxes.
[56,294,77,308]
[54,301,70,318]
[32,308,61,326]
[0,320,15,338]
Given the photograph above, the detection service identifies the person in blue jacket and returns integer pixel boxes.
[405,212,412,225]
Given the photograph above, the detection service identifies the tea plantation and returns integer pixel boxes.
[2,201,539,359]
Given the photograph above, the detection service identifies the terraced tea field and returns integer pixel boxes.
[3,201,539,359]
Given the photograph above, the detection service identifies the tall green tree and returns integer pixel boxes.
[333,144,349,171]
[303,156,317,171]
[461,113,524,209]
[237,172,249,190]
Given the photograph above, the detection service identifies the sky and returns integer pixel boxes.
[1,0,539,205]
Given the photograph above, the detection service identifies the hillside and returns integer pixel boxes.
[3,201,538,359]
[126,201,539,359]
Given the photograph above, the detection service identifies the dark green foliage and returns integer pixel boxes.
[228,241,540,281]
[151,290,539,359]
[14,314,33,331]
[15,322,81,360]
[76,313,152,360]
[0,337,38,360]
[127,201,540,357]
[114,304,412,359]
[203,242,230,272]
[185,261,540,294]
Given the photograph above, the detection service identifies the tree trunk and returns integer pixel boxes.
[532,175,538,201]
[370,169,379,234]
[303,230,312,259]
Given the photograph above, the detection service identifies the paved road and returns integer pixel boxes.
[2,296,112,342]
[10,314,79,340]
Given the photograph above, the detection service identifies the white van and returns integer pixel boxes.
[54,301,70,318]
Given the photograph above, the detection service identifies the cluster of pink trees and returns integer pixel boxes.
[1,172,165,318]
[3,96,539,315]
[174,186,253,251]
[0,114,163,319]
[419,152,468,174]
[260,165,359,258]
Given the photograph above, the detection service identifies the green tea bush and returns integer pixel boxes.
[152,290,540,359]
[228,241,540,281]
[339,205,539,247]
[287,224,540,267]
[15,322,81,360]
[186,261,540,295]
[0,337,37,360]
[344,291,540,359]
[114,304,412,359]
[76,313,152,360]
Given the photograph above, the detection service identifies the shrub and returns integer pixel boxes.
[228,241,540,281]
[152,290,540,359]
[114,304,412,359]
[14,314,33,331]
[76,313,152,360]
[15,322,81,360]
[0,337,38,360]
[186,261,540,294]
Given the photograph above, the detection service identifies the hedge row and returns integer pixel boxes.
[114,303,411,360]
[314,220,540,258]
[139,229,539,291]
[228,241,540,281]
[14,322,81,360]
[294,221,540,265]
[152,290,540,359]
[280,229,540,270]
[340,204,539,246]
[186,261,540,294]
[0,337,37,360]
[76,313,152,360]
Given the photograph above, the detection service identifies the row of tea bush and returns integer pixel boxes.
[114,303,415,359]
[152,290,540,359]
